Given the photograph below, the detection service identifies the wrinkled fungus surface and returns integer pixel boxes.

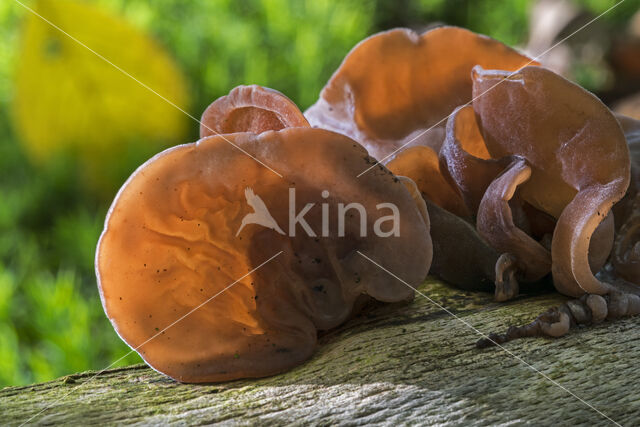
[96,128,431,383]
[305,26,536,161]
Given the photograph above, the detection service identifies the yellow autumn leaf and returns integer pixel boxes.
[13,0,189,187]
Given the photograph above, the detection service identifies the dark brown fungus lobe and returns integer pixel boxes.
[616,114,640,174]
[472,65,630,297]
[96,127,430,383]
[589,212,615,274]
[614,212,640,284]
[612,114,640,283]
[611,114,640,226]
[305,27,537,161]
[440,105,611,296]
[443,105,614,288]
[200,85,309,137]
[476,158,552,282]
[424,199,518,299]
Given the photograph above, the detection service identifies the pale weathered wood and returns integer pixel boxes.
[1,279,639,426]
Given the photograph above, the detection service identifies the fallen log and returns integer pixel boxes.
[2,279,639,425]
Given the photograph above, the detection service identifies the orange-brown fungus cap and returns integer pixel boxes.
[96,127,431,383]
[200,85,309,138]
[472,65,630,296]
[305,26,536,161]
[386,146,469,217]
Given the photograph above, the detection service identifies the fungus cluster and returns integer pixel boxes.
[97,26,640,383]
[307,27,639,341]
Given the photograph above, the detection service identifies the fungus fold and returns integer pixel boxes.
[306,26,544,297]
[305,26,537,161]
[200,85,309,137]
[472,65,630,297]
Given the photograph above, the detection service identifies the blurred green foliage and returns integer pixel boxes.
[0,0,637,387]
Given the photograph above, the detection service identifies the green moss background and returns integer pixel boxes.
[0,0,637,387]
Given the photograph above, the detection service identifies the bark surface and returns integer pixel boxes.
[2,279,639,426]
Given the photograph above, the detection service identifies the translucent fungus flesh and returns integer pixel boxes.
[96,127,431,383]
[386,145,469,217]
[305,26,537,161]
[440,105,510,214]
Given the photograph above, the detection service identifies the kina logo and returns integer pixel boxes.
[236,188,285,236]
[236,187,400,238]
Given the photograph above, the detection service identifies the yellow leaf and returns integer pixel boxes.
[12,0,189,188]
